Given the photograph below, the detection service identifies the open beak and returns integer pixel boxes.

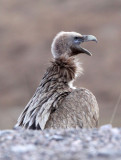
[70,34,97,57]
[80,35,97,56]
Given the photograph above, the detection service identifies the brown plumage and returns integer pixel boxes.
[15,31,99,130]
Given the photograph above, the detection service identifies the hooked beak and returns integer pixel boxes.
[70,34,97,57]
[82,35,97,43]
[80,35,97,56]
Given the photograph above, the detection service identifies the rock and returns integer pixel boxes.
[11,144,36,153]
[0,125,121,160]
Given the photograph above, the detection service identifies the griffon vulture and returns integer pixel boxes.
[15,31,99,130]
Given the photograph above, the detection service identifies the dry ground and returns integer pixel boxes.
[0,125,121,160]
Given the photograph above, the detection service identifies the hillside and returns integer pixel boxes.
[0,0,121,129]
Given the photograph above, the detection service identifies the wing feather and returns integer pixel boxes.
[45,88,99,129]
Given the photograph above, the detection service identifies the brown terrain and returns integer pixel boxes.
[0,0,121,129]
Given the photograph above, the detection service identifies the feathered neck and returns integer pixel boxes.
[39,56,83,92]
[52,56,83,81]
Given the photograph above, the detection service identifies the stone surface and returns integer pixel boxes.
[0,125,121,160]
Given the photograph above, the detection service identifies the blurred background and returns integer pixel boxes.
[0,0,121,129]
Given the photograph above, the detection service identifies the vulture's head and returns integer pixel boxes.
[51,31,97,58]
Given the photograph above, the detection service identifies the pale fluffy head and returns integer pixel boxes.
[51,31,82,58]
[51,31,97,59]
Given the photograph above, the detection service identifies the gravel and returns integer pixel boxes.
[0,124,121,160]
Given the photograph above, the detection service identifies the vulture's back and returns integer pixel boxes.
[45,88,99,129]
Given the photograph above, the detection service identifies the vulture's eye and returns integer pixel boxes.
[74,37,81,44]
[74,37,79,40]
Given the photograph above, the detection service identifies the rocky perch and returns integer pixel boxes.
[0,125,121,160]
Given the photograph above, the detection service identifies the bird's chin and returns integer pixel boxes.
[70,46,92,56]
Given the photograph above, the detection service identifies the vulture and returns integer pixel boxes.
[15,31,99,130]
